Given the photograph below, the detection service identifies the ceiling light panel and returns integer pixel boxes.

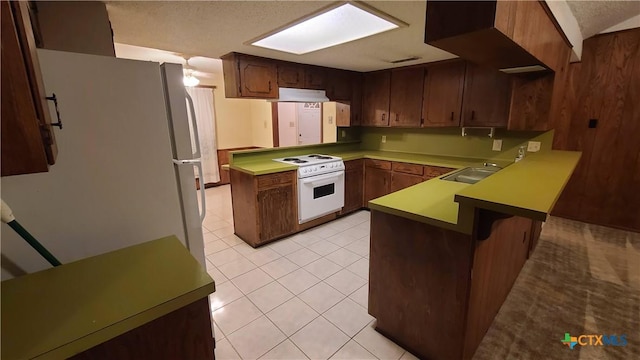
[251,3,404,55]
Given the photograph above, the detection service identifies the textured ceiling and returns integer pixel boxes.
[105,1,456,72]
[567,0,640,39]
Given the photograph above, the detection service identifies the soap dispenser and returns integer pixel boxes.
[515,145,526,162]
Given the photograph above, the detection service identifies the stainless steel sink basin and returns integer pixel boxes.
[441,166,500,184]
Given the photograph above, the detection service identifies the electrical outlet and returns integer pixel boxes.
[381,135,387,143]
[264,121,267,128]
[328,115,333,124]
[492,139,503,151]
[341,130,346,138]
[527,141,541,152]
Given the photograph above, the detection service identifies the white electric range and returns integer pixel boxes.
[273,154,345,224]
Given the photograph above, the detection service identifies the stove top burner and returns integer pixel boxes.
[283,158,308,164]
[307,154,332,160]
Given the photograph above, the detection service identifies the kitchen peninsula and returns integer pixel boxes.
[228,132,580,359]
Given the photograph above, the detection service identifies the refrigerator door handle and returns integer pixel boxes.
[172,158,207,222]
[185,91,202,159]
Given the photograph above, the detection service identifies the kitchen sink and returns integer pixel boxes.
[441,166,501,184]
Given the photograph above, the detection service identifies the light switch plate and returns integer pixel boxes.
[381,135,387,143]
[341,130,346,138]
[328,115,333,124]
[527,141,541,152]
[492,139,503,151]
[289,121,295,128]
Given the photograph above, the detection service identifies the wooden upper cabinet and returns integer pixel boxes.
[461,63,511,127]
[423,60,465,127]
[277,63,304,88]
[1,0,57,176]
[304,66,326,90]
[327,70,353,101]
[221,53,278,98]
[336,102,351,127]
[425,1,569,72]
[362,71,390,127]
[389,67,425,127]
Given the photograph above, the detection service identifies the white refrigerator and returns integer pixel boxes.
[1,49,207,280]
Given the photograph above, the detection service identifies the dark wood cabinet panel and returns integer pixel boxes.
[391,162,424,176]
[258,183,296,243]
[1,0,57,176]
[390,172,423,192]
[304,66,326,90]
[351,73,363,126]
[327,70,352,100]
[461,63,511,127]
[230,169,297,247]
[221,53,278,98]
[341,160,364,215]
[239,57,278,98]
[277,64,304,88]
[361,71,390,127]
[389,67,425,127]
[424,165,456,179]
[425,1,568,72]
[71,298,214,360]
[423,60,466,127]
[364,165,391,205]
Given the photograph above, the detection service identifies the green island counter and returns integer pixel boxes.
[1,236,215,360]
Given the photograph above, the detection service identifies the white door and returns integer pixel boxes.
[277,103,298,147]
[297,103,321,145]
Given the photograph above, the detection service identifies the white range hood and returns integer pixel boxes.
[269,87,329,102]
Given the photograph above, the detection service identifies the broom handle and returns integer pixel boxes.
[6,219,61,267]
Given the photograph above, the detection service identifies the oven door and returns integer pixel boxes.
[298,171,345,224]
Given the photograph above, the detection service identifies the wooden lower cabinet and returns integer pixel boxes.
[364,160,391,205]
[424,165,456,179]
[369,209,533,360]
[230,169,297,247]
[340,159,364,215]
[257,183,296,243]
[70,298,214,360]
[390,172,423,192]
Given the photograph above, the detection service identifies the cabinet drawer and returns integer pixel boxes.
[424,166,455,179]
[344,159,364,171]
[365,159,391,170]
[257,171,294,188]
[391,162,424,176]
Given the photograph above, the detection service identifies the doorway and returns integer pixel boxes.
[274,102,323,147]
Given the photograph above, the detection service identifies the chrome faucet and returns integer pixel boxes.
[483,162,503,169]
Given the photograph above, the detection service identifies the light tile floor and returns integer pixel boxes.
[202,185,417,360]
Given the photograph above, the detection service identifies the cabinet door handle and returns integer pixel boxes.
[450,112,454,121]
[382,113,386,122]
[471,110,475,121]
[46,93,63,129]
[395,113,399,122]
[268,81,272,91]
[523,231,527,243]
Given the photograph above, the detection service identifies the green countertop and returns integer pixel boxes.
[230,149,487,175]
[454,150,582,221]
[1,236,215,360]
[370,150,581,233]
[228,146,580,233]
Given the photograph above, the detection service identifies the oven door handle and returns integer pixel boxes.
[300,171,344,186]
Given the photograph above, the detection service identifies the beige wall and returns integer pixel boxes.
[250,101,274,148]
[211,75,274,149]
[322,102,337,143]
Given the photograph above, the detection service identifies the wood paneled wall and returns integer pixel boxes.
[551,29,640,232]
[209,147,260,186]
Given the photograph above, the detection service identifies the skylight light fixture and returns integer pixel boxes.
[249,1,406,55]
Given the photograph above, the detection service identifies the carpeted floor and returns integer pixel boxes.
[473,217,640,360]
